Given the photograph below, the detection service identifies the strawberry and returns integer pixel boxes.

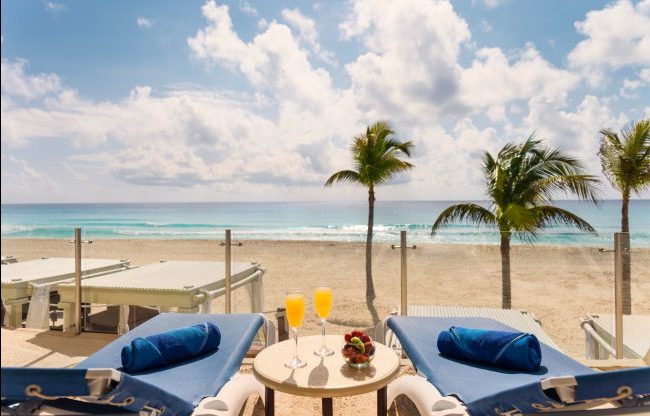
[351,330,361,337]
[361,335,371,343]
[342,347,355,358]
[344,333,352,342]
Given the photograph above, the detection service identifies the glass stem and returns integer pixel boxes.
[293,328,299,360]
[321,318,326,349]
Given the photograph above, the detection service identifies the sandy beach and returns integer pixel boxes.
[2,238,649,415]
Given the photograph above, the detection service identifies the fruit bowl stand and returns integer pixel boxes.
[253,334,401,416]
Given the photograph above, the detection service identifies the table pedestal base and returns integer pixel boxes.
[265,387,274,416]
[322,397,333,416]
[263,387,388,416]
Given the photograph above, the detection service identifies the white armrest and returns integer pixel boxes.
[387,375,468,415]
[193,374,264,416]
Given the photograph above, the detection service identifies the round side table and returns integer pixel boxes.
[253,335,400,416]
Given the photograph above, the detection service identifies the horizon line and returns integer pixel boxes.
[1,198,648,206]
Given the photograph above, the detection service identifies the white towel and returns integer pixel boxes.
[26,284,51,329]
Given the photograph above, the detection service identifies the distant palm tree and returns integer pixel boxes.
[432,136,600,309]
[598,119,650,315]
[325,121,414,308]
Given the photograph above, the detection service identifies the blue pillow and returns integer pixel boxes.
[121,322,221,373]
[437,326,541,372]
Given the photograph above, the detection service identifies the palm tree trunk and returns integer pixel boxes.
[365,188,376,302]
[621,195,629,233]
[500,234,511,309]
[621,195,631,314]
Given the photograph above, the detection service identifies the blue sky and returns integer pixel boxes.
[1,0,649,203]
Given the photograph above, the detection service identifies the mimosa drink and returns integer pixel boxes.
[314,287,332,319]
[284,291,307,369]
[285,293,306,328]
[313,287,334,356]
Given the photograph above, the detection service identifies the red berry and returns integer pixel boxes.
[361,335,370,343]
[344,334,352,342]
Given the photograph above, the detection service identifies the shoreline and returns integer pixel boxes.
[1,236,640,249]
[3,238,649,359]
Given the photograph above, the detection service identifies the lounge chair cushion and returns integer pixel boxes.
[78,313,263,415]
[121,322,222,373]
[388,316,595,414]
[437,326,542,372]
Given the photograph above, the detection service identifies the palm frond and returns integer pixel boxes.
[431,203,496,235]
[533,205,597,234]
[324,170,361,187]
[598,119,650,196]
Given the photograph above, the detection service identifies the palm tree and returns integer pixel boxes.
[598,119,650,314]
[432,136,600,309]
[325,121,414,307]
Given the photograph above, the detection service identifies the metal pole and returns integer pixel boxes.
[391,230,416,316]
[400,231,408,316]
[225,229,232,314]
[74,228,82,336]
[614,232,628,359]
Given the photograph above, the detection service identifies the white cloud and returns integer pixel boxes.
[341,0,471,123]
[460,45,579,109]
[1,155,60,202]
[640,68,650,82]
[44,2,65,13]
[3,0,647,202]
[281,8,337,66]
[478,20,493,33]
[521,95,628,181]
[620,78,641,98]
[482,0,503,9]
[1,58,62,101]
[187,1,339,111]
[568,0,650,84]
[238,0,257,16]
[136,17,153,29]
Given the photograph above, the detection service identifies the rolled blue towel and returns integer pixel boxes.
[121,322,221,373]
[437,326,542,372]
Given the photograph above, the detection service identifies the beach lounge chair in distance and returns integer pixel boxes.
[1,312,276,416]
[581,313,650,366]
[380,315,650,415]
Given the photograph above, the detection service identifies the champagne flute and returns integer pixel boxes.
[313,287,334,356]
[284,290,307,369]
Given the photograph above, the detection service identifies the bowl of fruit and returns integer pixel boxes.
[342,330,375,369]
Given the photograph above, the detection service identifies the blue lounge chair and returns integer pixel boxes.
[383,316,650,415]
[1,313,275,416]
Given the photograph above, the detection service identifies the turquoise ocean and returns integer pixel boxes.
[1,200,649,247]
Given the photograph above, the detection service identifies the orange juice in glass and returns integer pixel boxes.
[314,287,334,356]
[284,291,307,369]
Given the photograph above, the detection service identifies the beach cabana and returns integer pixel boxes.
[581,313,650,364]
[1,258,130,328]
[383,315,650,415]
[1,312,275,416]
[56,260,265,334]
